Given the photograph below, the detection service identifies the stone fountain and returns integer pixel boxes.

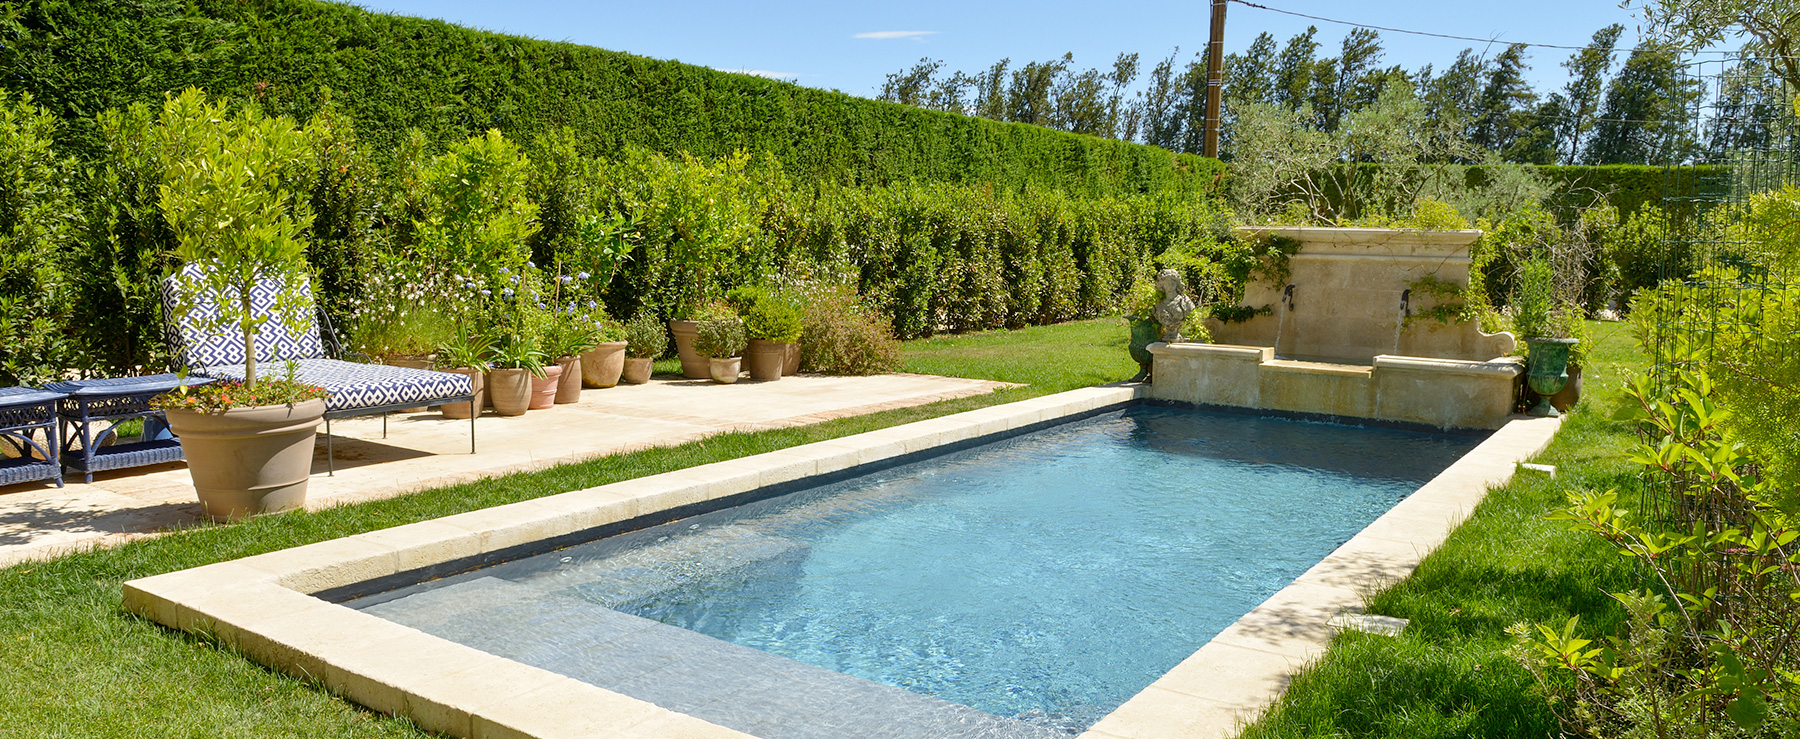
[1148,227,1523,430]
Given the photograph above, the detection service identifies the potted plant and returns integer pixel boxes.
[579,316,629,389]
[487,334,545,416]
[622,313,666,384]
[1512,258,1579,418]
[543,308,599,405]
[741,291,803,381]
[434,326,492,420]
[694,304,747,384]
[151,94,327,520]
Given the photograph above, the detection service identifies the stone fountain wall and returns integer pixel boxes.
[1150,227,1523,430]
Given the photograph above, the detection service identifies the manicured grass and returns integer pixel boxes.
[0,318,1137,739]
[1242,320,1646,738]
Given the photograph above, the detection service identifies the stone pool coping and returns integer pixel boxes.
[122,385,1560,739]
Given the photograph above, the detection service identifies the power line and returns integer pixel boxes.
[1226,0,1738,55]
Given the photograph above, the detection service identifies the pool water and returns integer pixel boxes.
[352,406,1479,736]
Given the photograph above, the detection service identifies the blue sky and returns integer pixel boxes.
[348,1,1702,99]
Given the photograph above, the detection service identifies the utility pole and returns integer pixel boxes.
[1203,0,1227,158]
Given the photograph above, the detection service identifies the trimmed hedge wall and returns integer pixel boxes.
[0,0,1223,198]
[1533,164,1731,216]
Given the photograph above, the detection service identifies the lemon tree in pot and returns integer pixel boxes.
[150,91,328,521]
[622,313,666,384]
[694,304,747,384]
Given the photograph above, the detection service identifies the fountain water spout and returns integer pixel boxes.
[1393,289,1411,355]
[1273,284,1296,358]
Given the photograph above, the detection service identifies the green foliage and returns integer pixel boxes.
[410,129,538,284]
[151,372,327,413]
[694,306,746,359]
[6,0,1220,199]
[741,293,804,344]
[0,90,76,386]
[433,326,493,371]
[623,313,668,359]
[348,252,453,361]
[156,89,314,389]
[1512,257,1556,340]
[797,282,903,375]
[528,128,635,295]
[1514,344,1800,737]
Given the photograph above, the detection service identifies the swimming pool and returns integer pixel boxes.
[348,406,1479,737]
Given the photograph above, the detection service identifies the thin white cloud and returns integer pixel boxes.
[714,68,802,79]
[852,30,938,41]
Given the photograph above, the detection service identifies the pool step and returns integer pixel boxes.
[516,523,809,612]
[364,576,1065,739]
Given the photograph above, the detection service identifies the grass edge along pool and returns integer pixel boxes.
[120,386,1552,739]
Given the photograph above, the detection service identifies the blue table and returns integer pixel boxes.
[43,374,214,483]
[0,387,68,488]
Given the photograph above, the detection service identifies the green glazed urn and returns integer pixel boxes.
[1524,337,1579,418]
[1128,317,1162,382]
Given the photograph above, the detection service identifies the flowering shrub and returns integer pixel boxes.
[797,282,901,375]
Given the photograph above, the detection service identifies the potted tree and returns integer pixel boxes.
[434,326,492,420]
[152,92,328,521]
[622,313,666,384]
[694,304,747,384]
[740,290,803,381]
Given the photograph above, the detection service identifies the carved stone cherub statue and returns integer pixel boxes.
[1151,268,1196,343]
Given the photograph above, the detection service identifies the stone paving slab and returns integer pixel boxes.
[0,373,1009,567]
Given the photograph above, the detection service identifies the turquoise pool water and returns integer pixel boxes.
[353,406,1480,737]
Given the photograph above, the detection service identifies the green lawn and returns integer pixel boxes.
[1244,320,1645,738]
[0,318,1642,738]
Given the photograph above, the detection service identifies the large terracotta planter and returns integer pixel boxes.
[554,356,582,404]
[580,342,628,388]
[529,364,562,409]
[669,320,709,379]
[439,367,484,419]
[710,357,742,384]
[388,356,434,412]
[782,341,801,375]
[487,369,531,417]
[621,357,654,384]
[164,398,325,521]
[745,339,786,381]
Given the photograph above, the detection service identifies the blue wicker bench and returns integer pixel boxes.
[160,266,477,475]
[43,373,214,484]
[0,387,67,488]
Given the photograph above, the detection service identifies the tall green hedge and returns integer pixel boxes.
[1532,164,1730,216]
[0,0,1223,198]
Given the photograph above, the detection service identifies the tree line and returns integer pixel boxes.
[878,24,1790,166]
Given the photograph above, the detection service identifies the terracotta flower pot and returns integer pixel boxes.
[669,319,710,379]
[782,341,801,376]
[554,356,582,404]
[745,339,786,381]
[529,364,562,409]
[388,355,434,412]
[580,341,628,388]
[709,356,742,384]
[164,398,325,521]
[621,357,654,384]
[439,367,484,419]
[487,369,532,417]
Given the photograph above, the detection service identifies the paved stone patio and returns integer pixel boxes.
[0,373,1009,566]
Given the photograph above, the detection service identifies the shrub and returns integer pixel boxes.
[694,309,746,360]
[411,129,538,285]
[0,90,76,386]
[624,313,667,359]
[734,286,804,343]
[800,283,902,375]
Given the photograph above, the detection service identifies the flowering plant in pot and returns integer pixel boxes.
[149,90,328,521]
[486,332,547,416]
[434,326,492,420]
[543,305,603,404]
[622,313,666,384]
[694,304,747,384]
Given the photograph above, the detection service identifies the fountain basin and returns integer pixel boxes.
[1149,343,1523,430]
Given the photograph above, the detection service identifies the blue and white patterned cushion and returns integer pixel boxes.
[197,359,472,413]
[160,265,326,370]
